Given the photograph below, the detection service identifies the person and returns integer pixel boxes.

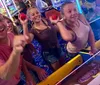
[0,14,47,85]
[22,43,48,84]
[19,7,66,71]
[3,16,19,35]
[35,0,48,17]
[50,1,97,59]
[0,15,28,85]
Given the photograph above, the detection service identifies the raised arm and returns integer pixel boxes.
[0,35,27,80]
[19,15,34,42]
[50,17,75,42]
[22,59,36,85]
[24,59,48,81]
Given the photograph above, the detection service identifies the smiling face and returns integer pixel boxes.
[5,19,13,33]
[0,20,7,39]
[28,8,41,23]
[62,3,78,23]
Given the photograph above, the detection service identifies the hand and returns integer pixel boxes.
[49,16,64,24]
[89,48,98,55]
[13,35,29,54]
[18,13,28,25]
[26,72,36,85]
[35,67,48,81]
[49,15,60,24]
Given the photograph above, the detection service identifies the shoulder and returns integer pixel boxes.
[78,13,89,25]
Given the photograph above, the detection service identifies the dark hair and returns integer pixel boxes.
[61,1,73,14]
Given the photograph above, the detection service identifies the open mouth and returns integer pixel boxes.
[0,28,5,32]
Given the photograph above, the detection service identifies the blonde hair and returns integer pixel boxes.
[27,6,39,19]
[3,15,19,35]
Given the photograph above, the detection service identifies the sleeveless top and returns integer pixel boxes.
[67,20,90,53]
[30,19,58,51]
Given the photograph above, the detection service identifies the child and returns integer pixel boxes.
[3,16,19,35]
[0,14,27,85]
[50,1,97,58]
[19,7,65,71]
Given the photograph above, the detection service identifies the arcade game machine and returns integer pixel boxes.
[3,0,18,17]
[79,0,100,22]
[77,0,100,41]
[36,0,100,85]
[0,0,18,20]
[0,0,9,16]
[76,0,100,40]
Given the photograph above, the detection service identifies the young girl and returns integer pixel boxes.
[19,7,65,71]
[3,16,19,35]
[50,1,97,58]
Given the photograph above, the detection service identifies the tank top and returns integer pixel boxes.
[30,19,58,51]
[67,20,90,53]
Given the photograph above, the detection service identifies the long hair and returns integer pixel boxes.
[3,15,19,35]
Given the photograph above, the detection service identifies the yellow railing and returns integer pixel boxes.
[37,54,83,85]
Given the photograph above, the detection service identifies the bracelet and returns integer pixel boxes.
[56,20,62,24]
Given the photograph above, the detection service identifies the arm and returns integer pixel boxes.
[0,51,20,80]
[24,59,48,81]
[22,23,34,42]
[56,21,75,42]
[78,14,97,54]
[0,35,27,80]
[19,17,34,42]
[23,59,38,73]
[49,17,75,42]
[22,59,36,85]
